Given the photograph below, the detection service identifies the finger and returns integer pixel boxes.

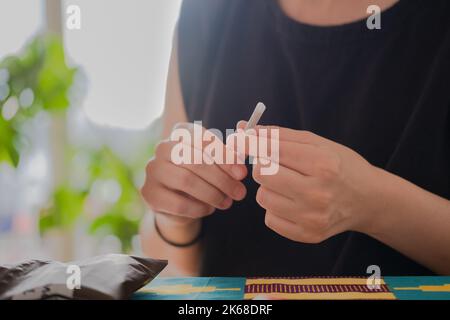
[179,148,247,201]
[141,183,215,219]
[257,184,320,222]
[269,209,335,244]
[278,141,332,176]
[264,211,302,242]
[252,162,310,198]
[242,136,333,176]
[193,141,247,181]
[170,123,248,180]
[277,127,334,147]
[236,120,247,130]
[151,160,233,210]
[156,137,247,181]
[226,130,253,163]
[247,124,334,147]
[228,128,279,166]
[256,187,297,220]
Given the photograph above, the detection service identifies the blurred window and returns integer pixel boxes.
[63,0,182,129]
[0,1,44,57]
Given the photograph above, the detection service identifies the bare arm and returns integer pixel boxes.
[364,168,450,275]
[140,29,247,276]
[140,30,202,276]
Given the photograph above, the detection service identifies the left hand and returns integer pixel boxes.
[235,122,380,243]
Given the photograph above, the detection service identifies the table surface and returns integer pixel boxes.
[133,276,450,300]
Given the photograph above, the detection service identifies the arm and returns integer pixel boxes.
[140,30,202,276]
[363,167,450,275]
[140,30,248,276]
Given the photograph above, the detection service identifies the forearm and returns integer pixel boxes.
[362,167,450,275]
[139,213,202,276]
[138,26,203,276]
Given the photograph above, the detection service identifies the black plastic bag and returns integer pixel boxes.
[0,254,167,300]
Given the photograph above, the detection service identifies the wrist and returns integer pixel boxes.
[352,165,391,236]
[153,213,202,246]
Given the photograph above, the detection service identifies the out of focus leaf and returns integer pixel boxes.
[39,186,87,234]
[36,35,76,111]
[0,33,76,167]
[86,147,145,252]
[0,117,19,167]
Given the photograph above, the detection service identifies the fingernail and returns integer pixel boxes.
[236,120,247,129]
[231,165,244,179]
[233,185,246,200]
[220,197,232,209]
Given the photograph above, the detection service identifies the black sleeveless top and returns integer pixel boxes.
[177,0,450,276]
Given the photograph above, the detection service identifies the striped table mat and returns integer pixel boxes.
[133,276,450,300]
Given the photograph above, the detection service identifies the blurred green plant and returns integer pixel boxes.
[87,147,149,252]
[39,186,87,231]
[0,34,76,166]
[1,34,154,253]
[39,146,152,252]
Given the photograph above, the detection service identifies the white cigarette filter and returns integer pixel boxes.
[245,102,266,131]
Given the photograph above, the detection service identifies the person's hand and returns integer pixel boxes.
[141,123,248,228]
[235,122,380,243]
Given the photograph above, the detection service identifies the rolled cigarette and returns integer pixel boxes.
[245,102,266,131]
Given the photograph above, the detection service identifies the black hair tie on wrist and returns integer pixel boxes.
[154,216,203,248]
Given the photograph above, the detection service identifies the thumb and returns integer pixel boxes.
[236,120,247,130]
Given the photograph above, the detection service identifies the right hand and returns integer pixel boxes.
[141,123,248,228]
